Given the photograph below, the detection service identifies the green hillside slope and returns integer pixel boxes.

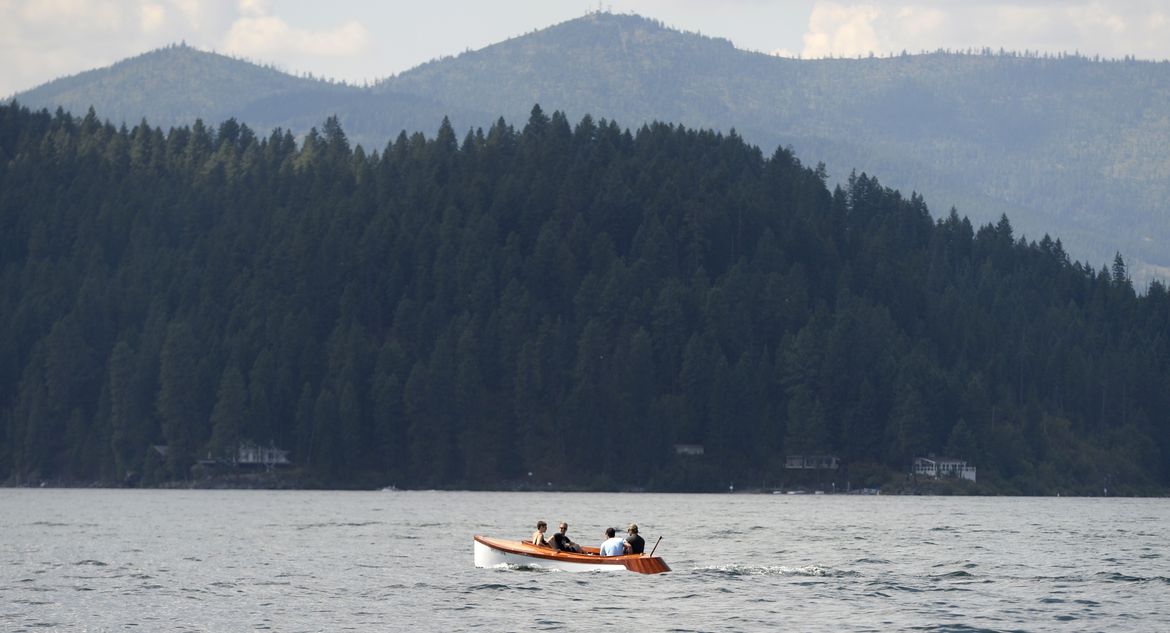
[12,13,1170,283]
[380,13,1170,284]
[1,103,1168,492]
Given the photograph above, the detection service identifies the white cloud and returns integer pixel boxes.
[223,14,368,58]
[896,6,944,37]
[19,0,125,31]
[1067,3,1126,34]
[237,0,268,18]
[141,2,166,32]
[0,0,373,97]
[171,0,206,30]
[0,0,241,96]
[803,3,881,58]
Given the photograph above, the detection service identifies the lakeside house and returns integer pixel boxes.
[234,442,291,469]
[913,456,976,482]
[194,441,292,471]
[785,455,840,470]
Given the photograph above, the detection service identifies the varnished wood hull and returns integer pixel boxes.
[473,535,670,574]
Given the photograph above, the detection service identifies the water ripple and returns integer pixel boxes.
[694,564,857,577]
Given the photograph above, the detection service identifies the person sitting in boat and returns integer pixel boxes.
[600,527,627,556]
[549,522,581,552]
[625,523,645,554]
[531,520,549,546]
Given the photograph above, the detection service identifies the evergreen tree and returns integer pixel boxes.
[0,102,1167,493]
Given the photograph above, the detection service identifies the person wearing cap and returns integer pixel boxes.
[549,521,581,552]
[599,527,627,556]
[624,523,645,554]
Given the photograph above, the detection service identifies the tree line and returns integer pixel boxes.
[1,102,1167,492]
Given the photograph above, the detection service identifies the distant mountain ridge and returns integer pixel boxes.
[12,13,1170,283]
[14,43,352,130]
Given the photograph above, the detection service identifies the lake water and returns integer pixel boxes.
[2,489,1168,632]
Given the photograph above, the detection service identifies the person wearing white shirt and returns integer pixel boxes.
[599,527,627,556]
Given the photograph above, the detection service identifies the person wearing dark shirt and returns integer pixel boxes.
[549,522,581,552]
[625,523,645,554]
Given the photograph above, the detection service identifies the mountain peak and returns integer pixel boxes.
[14,42,336,129]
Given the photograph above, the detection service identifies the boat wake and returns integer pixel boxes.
[1095,572,1170,584]
[694,564,857,578]
[484,562,562,573]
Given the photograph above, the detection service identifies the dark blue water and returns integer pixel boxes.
[2,489,1167,631]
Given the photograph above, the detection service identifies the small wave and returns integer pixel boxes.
[468,583,513,591]
[483,562,558,573]
[466,581,543,592]
[870,583,923,593]
[294,520,384,531]
[933,571,975,579]
[694,564,856,577]
[1096,572,1170,584]
[73,560,107,567]
[854,557,891,564]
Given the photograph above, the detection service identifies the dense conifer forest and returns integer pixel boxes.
[1,102,1167,493]
[17,14,1170,285]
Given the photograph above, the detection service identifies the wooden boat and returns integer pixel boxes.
[473,535,670,574]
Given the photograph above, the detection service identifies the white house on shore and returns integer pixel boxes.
[913,456,976,482]
[785,454,840,470]
[195,441,292,471]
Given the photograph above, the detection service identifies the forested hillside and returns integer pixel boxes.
[14,13,1170,286]
[11,43,358,132]
[381,13,1170,285]
[1,103,1168,493]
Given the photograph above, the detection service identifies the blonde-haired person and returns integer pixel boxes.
[550,521,581,552]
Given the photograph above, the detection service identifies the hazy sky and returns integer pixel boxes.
[4,1,1170,97]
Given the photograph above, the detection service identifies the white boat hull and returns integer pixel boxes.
[474,539,624,572]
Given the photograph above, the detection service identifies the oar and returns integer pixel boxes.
[648,535,662,558]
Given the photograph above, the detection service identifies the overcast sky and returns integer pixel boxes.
[4,0,1170,97]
